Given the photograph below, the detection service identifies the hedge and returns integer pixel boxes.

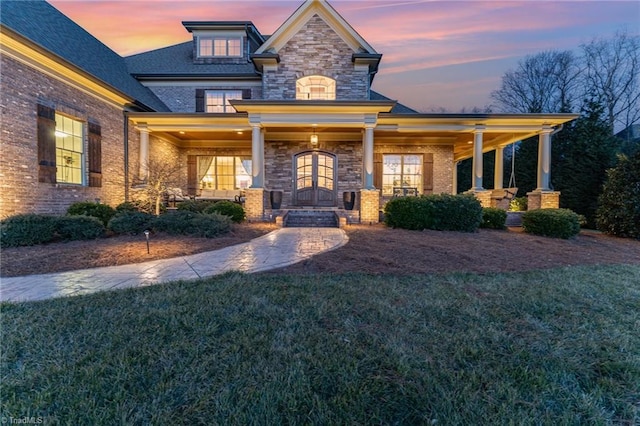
[384,194,483,232]
[481,208,507,230]
[522,208,581,239]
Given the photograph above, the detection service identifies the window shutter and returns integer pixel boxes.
[373,152,382,190]
[423,153,434,194]
[241,89,252,99]
[37,104,57,184]
[88,122,102,187]
[187,155,198,196]
[195,89,205,112]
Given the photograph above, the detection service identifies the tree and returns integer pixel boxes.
[132,158,182,216]
[596,149,640,238]
[581,30,640,133]
[491,50,580,113]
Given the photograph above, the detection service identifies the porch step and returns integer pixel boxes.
[283,210,339,228]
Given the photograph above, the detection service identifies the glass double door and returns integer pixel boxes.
[293,151,336,207]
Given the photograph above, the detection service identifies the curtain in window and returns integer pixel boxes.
[197,156,214,184]
[241,159,252,177]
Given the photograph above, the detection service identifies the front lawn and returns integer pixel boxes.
[2,265,639,424]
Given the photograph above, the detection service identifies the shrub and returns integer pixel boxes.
[177,200,215,213]
[204,201,245,223]
[189,212,232,237]
[596,151,640,239]
[54,216,105,241]
[67,201,116,226]
[510,197,528,212]
[115,202,141,213]
[384,194,482,232]
[150,210,231,237]
[522,208,581,239]
[108,211,155,235]
[481,208,507,230]
[0,214,57,247]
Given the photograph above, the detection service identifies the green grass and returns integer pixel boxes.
[2,265,639,424]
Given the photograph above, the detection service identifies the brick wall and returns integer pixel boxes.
[263,14,369,100]
[0,56,130,218]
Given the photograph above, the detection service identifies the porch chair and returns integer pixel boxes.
[492,187,518,210]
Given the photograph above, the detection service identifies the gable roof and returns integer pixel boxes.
[0,0,169,112]
[370,91,419,114]
[255,0,377,55]
[125,42,259,79]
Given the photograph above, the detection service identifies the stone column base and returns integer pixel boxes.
[466,189,492,208]
[244,188,265,221]
[359,189,380,224]
[526,191,560,210]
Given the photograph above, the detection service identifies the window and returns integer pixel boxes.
[382,154,423,196]
[205,90,242,113]
[198,37,242,57]
[296,76,336,100]
[55,113,84,184]
[199,156,252,190]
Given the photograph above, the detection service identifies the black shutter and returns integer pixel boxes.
[37,104,57,183]
[423,153,434,194]
[88,122,102,187]
[241,89,252,99]
[195,89,205,112]
[187,155,198,196]
[373,152,382,190]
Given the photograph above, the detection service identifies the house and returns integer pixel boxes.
[0,0,577,223]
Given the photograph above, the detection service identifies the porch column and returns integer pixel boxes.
[536,126,552,191]
[471,126,485,191]
[250,123,264,188]
[138,125,149,181]
[363,122,375,190]
[452,161,458,194]
[494,146,504,190]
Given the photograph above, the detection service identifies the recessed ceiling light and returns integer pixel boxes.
[179,131,185,135]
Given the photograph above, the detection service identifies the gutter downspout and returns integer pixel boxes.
[123,110,129,202]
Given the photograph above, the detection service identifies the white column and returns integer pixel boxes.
[363,124,375,190]
[471,126,485,191]
[251,123,264,188]
[452,161,458,194]
[494,146,504,190]
[536,127,552,191]
[138,125,149,181]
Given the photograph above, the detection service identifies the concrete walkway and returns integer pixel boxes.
[0,228,348,303]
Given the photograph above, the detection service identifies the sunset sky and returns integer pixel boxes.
[49,0,639,113]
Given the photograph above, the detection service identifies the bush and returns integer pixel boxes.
[596,151,640,239]
[510,197,528,212]
[115,202,141,213]
[522,208,581,239]
[0,214,57,247]
[204,201,245,223]
[384,194,482,232]
[54,216,105,241]
[177,200,215,213]
[481,208,507,230]
[150,210,231,237]
[67,201,116,226]
[189,212,232,237]
[108,211,155,235]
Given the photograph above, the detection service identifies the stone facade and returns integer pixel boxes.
[360,189,380,224]
[145,86,261,113]
[263,14,369,100]
[526,191,561,210]
[0,56,131,218]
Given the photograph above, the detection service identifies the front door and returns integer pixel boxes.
[293,151,337,207]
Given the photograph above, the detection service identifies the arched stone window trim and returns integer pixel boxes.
[296,75,336,100]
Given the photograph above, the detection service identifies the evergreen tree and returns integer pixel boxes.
[596,150,640,238]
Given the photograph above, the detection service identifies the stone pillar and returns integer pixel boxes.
[244,188,265,221]
[363,124,375,190]
[526,191,560,210]
[494,146,504,190]
[250,124,264,188]
[536,126,552,191]
[473,190,493,208]
[471,126,485,191]
[138,125,149,181]
[359,189,380,224]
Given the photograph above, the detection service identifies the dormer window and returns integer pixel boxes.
[296,76,336,100]
[198,37,242,57]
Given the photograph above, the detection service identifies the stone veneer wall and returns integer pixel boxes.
[264,140,363,209]
[0,56,130,218]
[145,86,262,113]
[262,14,369,100]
